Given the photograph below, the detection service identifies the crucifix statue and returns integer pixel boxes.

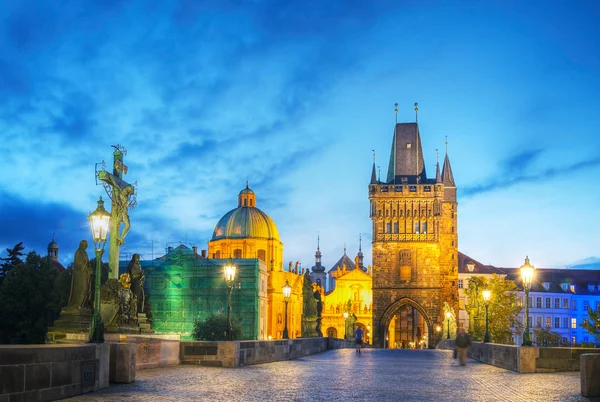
[96,145,137,279]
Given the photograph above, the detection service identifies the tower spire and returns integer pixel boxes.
[414,102,418,124]
[359,234,362,252]
[435,148,441,183]
[442,138,456,187]
[370,150,377,184]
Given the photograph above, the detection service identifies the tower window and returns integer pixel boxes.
[233,249,242,258]
[406,143,412,148]
[414,222,420,234]
[386,223,391,233]
[244,199,247,206]
[393,222,399,234]
[421,222,427,234]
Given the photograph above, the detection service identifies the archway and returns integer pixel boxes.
[378,297,434,349]
[326,326,337,338]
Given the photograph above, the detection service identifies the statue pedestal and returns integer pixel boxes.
[47,308,93,342]
[301,317,318,338]
[137,313,154,334]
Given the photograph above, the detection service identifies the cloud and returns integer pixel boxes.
[462,152,600,198]
[0,189,89,261]
[567,257,600,270]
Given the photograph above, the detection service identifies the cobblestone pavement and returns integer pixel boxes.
[63,349,596,402]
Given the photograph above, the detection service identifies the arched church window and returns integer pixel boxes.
[257,249,266,262]
[386,222,391,233]
[421,221,427,234]
[215,250,221,259]
[234,249,242,258]
[244,199,247,206]
[393,222,399,233]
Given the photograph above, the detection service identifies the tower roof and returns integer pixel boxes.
[386,123,426,184]
[327,253,356,273]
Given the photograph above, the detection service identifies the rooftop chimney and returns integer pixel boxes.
[192,246,198,255]
[201,249,207,258]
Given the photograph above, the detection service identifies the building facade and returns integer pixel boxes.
[369,118,459,348]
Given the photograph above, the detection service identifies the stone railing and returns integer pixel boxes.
[0,343,109,401]
[181,337,353,368]
[437,339,597,373]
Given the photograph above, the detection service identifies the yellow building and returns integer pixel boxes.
[207,185,302,340]
[316,247,373,343]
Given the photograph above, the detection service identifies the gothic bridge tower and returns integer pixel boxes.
[369,109,458,348]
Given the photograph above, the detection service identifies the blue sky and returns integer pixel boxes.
[1,0,599,271]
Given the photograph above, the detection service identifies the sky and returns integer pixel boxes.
[1,0,600,271]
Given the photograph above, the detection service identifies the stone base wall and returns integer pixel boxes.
[181,337,353,368]
[437,340,597,373]
[0,344,109,402]
[327,338,357,349]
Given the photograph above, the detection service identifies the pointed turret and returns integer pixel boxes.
[435,161,442,183]
[441,152,455,187]
[370,162,377,184]
[356,234,365,271]
[310,234,327,289]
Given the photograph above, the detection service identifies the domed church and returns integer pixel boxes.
[208,184,284,271]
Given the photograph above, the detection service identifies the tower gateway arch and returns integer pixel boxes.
[369,112,458,348]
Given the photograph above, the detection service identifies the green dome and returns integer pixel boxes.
[211,207,280,241]
[211,186,279,241]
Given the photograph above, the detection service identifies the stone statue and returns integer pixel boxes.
[66,240,92,310]
[313,285,323,337]
[354,255,359,268]
[97,145,137,280]
[288,261,292,271]
[127,253,145,313]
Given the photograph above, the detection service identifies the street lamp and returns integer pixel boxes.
[445,311,451,340]
[343,311,349,340]
[224,259,237,340]
[482,288,491,343]
[282,280,292,339]
[520,256,535,346]
[88,197,111,343]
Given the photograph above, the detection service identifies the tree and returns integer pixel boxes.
[0,250,69,344]
[0,242,25,285]
[581,307,600,340]
[464,274,522,344]
[533,328,569,347]
[193,314,242,341]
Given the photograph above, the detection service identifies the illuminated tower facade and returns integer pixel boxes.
[369,115,458,348]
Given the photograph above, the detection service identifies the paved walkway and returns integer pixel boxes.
[64,349,594,402]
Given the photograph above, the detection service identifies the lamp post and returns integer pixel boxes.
[224,259,237,341]
[88,197,111,344]
[282,280,291,339]
[343,311,349,340]
[520,256,535,346]
[445,311,451,340]
[482,288,491,343]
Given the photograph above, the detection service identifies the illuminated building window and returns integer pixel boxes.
[571,318,577,329]
[400,266,411,282]
[545,317,551,328]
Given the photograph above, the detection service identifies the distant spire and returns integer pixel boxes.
[442,140,456,187]
[435,148,441,183]
[370,150,377,184]
[344,243,346,255]
[394,103,398,124]
[245,180,249,189]
[377,165,381,182]
[359,234,362,252]
[317,233,320,251]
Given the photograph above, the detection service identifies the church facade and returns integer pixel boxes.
[369,117,459,348]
